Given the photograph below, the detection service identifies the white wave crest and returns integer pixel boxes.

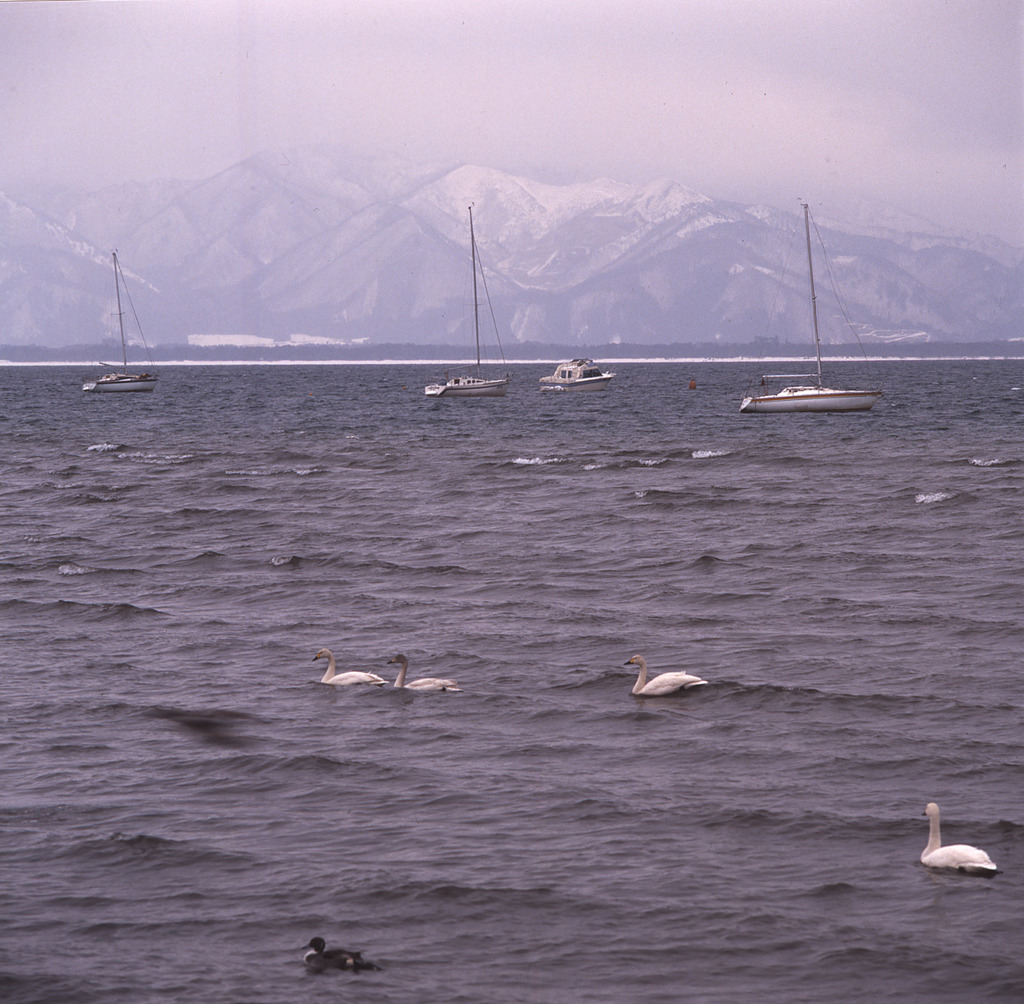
[915,491,953,504]
[123,452,194,465]
[87,443,119,452]
[968,457,1006,467]
[513,456,562,465]
[692,449,729,459]
[58,562,91,576]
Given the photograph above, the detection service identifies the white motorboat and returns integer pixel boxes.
[740,203,880,414]
[83,252,158,393]
[539,359,615,391]
[425,206,510,399]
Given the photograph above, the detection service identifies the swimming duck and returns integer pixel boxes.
[303,936,381,972]
[312,648,386,686]
[920,802,999,875]
[388,654,462,691]
[625,654,708,696]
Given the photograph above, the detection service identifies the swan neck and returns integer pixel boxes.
[393,659,407,687]
[926,811,942,855]
[320,651,336,683]
[632,658,647,693]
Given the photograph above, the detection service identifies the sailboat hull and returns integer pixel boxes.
[740,386,881,413]
[425,376,509,397]
[82,374,158,393]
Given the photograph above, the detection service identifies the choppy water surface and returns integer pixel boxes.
[2,360,1023,1002]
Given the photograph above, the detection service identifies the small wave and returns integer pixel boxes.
[915,491,954,504]
[270,555,300,567]
[58,562,92,576]
[120,451,194,465]
[226,466,325,477]
[692,449,729,460]
[689,554,725,572]
[632,488,680,502]
[71,831,252,868]
[221,752,396,783]
[639,458,667,467]
[513,456,563,465]
[968,457,1009,467]
[164,550,227,569]
[368,878,559,909]
[86,442,120,453]
[582,462,605,471]
[111,832,180,853]
[1,597,163,621]
[72,599,166,622]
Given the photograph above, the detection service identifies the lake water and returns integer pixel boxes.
[2,360,1022,1002]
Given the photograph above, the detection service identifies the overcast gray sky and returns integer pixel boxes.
[3,0,1022,243]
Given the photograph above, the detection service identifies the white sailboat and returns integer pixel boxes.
[740,203,880,414]
[425,206,510,398]
[82,252,157,393]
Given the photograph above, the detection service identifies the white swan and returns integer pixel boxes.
[921,802,998,875]
[626,654,708,696]
[312,648,386,686]
[387,654,462,692]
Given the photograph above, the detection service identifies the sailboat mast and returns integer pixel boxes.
[802,203,823,388]
[468,205,481,370]
[112,251,128,371]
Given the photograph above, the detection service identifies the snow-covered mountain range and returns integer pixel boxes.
[2,146,1021,351]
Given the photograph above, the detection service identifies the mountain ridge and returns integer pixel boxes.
[2,146,1021,349]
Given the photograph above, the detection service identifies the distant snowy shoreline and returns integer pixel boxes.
[5,356,1024,367]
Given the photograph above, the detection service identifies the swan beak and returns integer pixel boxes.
[623,657,634,666]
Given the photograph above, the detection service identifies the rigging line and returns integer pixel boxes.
[749,216,801,378]
[808,211,872,364]
[474,243,508,366]
[766,221,801,340]
[115,256,156,367]
[743,218,804,397]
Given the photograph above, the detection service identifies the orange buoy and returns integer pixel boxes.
[688,379,697,390]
